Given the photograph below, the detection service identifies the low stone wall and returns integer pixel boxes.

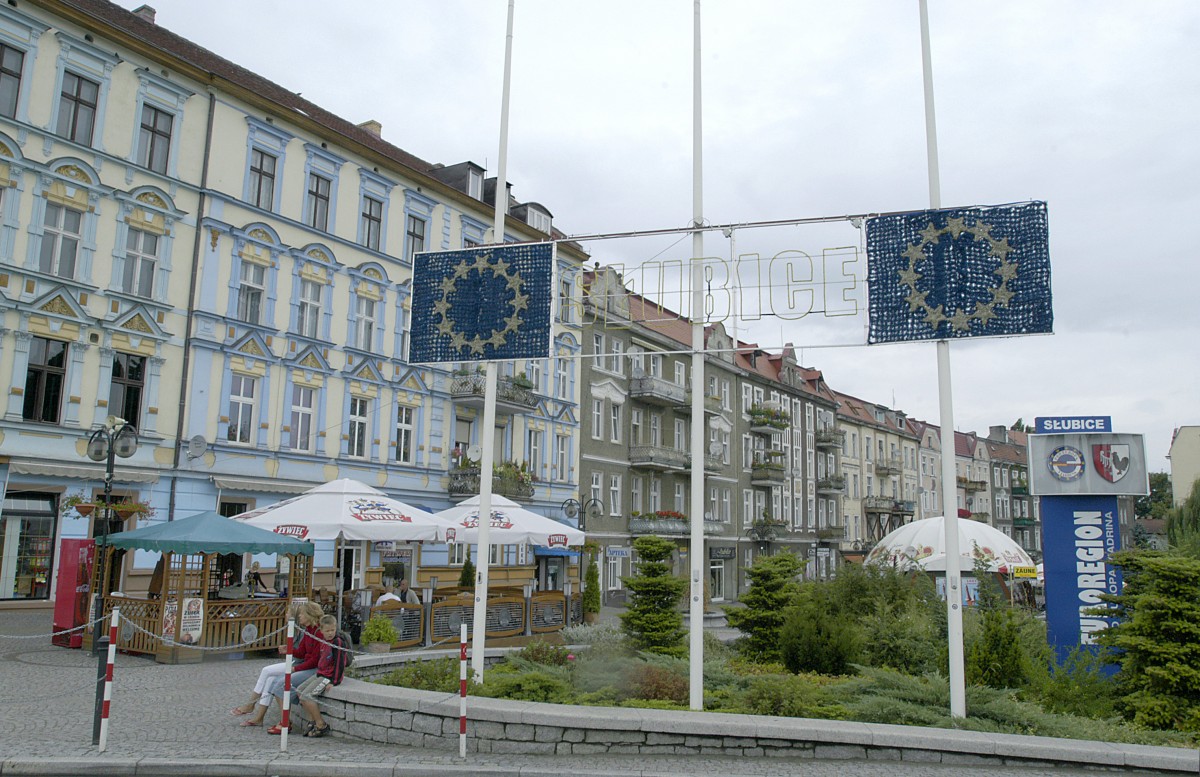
[316,649,1198,773]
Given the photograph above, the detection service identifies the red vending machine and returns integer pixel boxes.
[52,538,94,648]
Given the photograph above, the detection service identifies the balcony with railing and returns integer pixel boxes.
[816,523,845,542]
[704,454,724,473]
[747,404,790,435]
[1012,516,1035,527]
[816,474,846,494]
[874,455,903,477]
[893,499,916,514]
[969,511,991,523]
[748,519,787,542]
[629,445,687,471]
[1010,484,1028,495]
[750,456,787,487]
[814,427,845,449]
[679,392,723,415]
[629,374,686,407]
[957,476,988,492]
[628,511,726,537]
[451,372,537,414]
[863,495,893,513]
[447,462,535,501]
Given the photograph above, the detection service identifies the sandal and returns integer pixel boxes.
[230,706,251,716]
[304,724,330,738]
[239,719,261,727]
[266,724,289,735]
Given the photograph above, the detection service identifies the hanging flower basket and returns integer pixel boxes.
[74,503,96,517]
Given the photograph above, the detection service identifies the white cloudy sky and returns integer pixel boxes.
[116,1,1198,471]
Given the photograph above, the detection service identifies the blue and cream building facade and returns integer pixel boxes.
[0,0,585,606]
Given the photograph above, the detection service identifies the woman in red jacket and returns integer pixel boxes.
[231,600,324,727]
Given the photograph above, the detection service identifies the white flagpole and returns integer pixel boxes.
[688,0,706,711]
[472,0,517,683]
[918,0,966,719]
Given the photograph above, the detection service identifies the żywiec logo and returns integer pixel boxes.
[1092,444,1131,483]
[462,512,514,530]
[274,524,309,539]
[546,533,569,548]
[349,498,412,522]
[444,528,457,543]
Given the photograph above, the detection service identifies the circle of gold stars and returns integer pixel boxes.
[897,216,1018,333]
[433,252,529,355]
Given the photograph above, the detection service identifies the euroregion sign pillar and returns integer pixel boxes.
[1029,416,1148,663]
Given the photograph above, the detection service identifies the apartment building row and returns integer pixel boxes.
[0,0,590,605]
[0,0,1048,609]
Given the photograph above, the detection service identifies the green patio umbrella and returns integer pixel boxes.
[99,510,313,556]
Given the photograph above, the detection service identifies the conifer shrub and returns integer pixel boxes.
[779,592,861,675]
[619,535,687,656]
[724,551,804,662]
[458,549,476,588]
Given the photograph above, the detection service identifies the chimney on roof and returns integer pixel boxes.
[357,119,382,137]
[988,425,1009,443]
[132,4,156,23]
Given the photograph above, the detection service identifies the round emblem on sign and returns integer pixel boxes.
[241,624,259,644]
[120,621,134,644]
[1047,445,1085,482]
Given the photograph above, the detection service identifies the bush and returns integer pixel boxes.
[561,621,627,649]
[629,662,689,704]
[725,552,804,662]
[779,594,861,676]
[619,535,687,656]
[517,639,572,666]
[458,551,475,588]
[582,553,601,615]
[473,671,574,703]
[965,607,1027,689]
[360,615,399,645]
[859,599,942,675]
[740,674,849,719]
[379,657,462,693]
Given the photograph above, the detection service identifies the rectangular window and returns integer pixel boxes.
[555,359,568,399]
[555,434,569,482]
[526,360,542,392]
[649,353,663,378]
[608,340,624,374]
[590,472,602,504]
[227,374,256,444]
[743,490,754,526]
[591,399,603,440]
[722,488,731,522]
[306,173,331,231]
[649,478,661,512]
[22,337,67,424]
[39,203,83,279]
[122,228,158,298]
[675,483,685,513]
[449,543,467,565]
[405,214,426,263]
[395,405,415,464]
[355,295,375,351]
[248,148,277,210]
[649,413,661,446]
[56,71,99,145]
[298,279,321,338]
[674,419,686,452]
[527,429,542,479]
[361,196,383,251]
[0,43,23,119]
[348,396,369,458]
[137,104,173,174]
[109,352,145,429]
[674,362,686,386]
[630,408,643,445]
[609,474,622,516]
[609,403,621,443]
[289,385,314,452]
[558,277,574,324]
[237,262,266,325]
[631,477,643,514]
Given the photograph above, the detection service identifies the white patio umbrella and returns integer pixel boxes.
[864,515,1034,573]
[231,478,451,542]
[435,494,585,548]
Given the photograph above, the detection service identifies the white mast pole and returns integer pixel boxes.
[918,0,966,719]
[688,0,706,711]
[472,0,517,683]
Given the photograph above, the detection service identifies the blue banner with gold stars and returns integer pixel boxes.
[408,243,554,364]
[866,201,1052,344]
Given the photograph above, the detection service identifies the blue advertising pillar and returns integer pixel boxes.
[1029,417,1148,663]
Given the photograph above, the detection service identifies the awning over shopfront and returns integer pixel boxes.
[532,547,581,557]
[10,460,159,484]
[212,476,312,495]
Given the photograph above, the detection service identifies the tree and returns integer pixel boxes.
[779,588,861,675]
[1010,418,1028,432]
[619,535,687,656]
[1136,472,1173,520]
[1094,551,1200,731]
[1166,478,1200,557]
[458,548,476,588]
[725,552,804,662]
[582,550,601,619]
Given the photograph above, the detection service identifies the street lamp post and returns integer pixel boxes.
[85,417,138,649]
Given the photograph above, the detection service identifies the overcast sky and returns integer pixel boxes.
[115,1,1198,472]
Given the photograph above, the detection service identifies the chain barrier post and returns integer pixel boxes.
[97,607,120,752]
[459,622,468,757]
[91,619,107,745]
[280,618,294,752]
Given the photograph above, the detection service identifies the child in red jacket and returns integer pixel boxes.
[294,615,351,737]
